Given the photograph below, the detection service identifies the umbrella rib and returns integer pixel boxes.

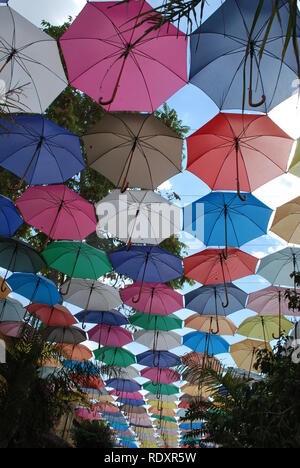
[129,51,154,111]
[241,138,291,172]
[132,48,187,83]
[140,139,182,170]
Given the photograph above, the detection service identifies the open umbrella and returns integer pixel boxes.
[75,309,128,327]
[96,189,181,247]
[0,116,83,187]
[121,283,183,315]
[289,142,300,177]
[181,352,221,372]
[60,279,121,311]
[76,408,101,421]
[230,339,272,375]
[122,405,147,415]
[187,113,294,199]
[0,195,22,237]
[83,113,183,191]
[43,326,87,345]
[112,391,143,400]
[26,303,76,327]
[106,378,141,394]
[129,312,182,331]
[6,273,61,306]
[55,343,92,362]
[60,1,187,112]
[0,5,66,113]
[94,346,136,367]
[190,0,300,112]
[141,368,180,384]
[144,382,179,396]
[16,185,96,243]
[185,315,237,336]
[116,367,140,381]
[137,350,180,368]
[0,320,31,338]
[183,192,272,258]
[0,276,10,299]
[183,332,229,355]
[134,330,181,351]
[270,197,300,245]
[237,316,293,342]
[0,297,25,322]
[88,324,132,347]
[257,247,300,288]
[147,400,177,410]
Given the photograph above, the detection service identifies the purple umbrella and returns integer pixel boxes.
[106,378,141,394]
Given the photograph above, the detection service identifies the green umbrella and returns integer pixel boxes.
[143,382,179,396]
[151,414,177,423]
[289,141,300,177]
[129,312,183,331]
[93,346,136,367]
[237,316,293,342]
[42,241,112,280]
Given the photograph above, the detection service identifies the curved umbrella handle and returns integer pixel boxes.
[219,254,229,308]
[132,283,143,304]
[272,291,282,340]
[221,282,229,309]
[60,279,71,297]
[210,316,220,335]
[249,46,266,108]
[98,54,128,106]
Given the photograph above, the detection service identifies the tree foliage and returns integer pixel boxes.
[72,419,116,449]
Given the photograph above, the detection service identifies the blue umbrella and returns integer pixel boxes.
[137,350,181,368]
[179,422,203,430]
[62,361,99,375]
[75,309,128,326]
[119,441,137,448]
[116,398,145,407]
[0,196,23,237]
[183,331,229,355]
[183,191,272,258]
[6,273,62,305]
[0,115,84,187]
[106,378,141,393]
[109,245,183,284]
[108,421,129,431]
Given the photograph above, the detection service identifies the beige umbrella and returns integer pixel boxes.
[181,383,212,399]
[185,314,237,336]
[230,339,272,376]
[270,196,300,245]
[289,141,300,178]
[83,113,183,191]
[181,352,221,372]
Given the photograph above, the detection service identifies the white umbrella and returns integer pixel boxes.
[257,247,300,288]
[0,6,66,113]
[134,330,182,351]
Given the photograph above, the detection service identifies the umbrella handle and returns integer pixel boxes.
[223,205,228,260]
[272,292,282,340]
[60,279,71,297]
[132,284,143,304]
[248,45,266,108]
[235,139,247,202]
[98,54,128,106]
[17,139,43,190]
[210,316,219,335]
[219,254,229,308]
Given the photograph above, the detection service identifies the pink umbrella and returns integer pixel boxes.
[88,324,133,347]
[76,408,102,420]
[60,1,187,112]
[141,368,180,384]
[0,321,32,338]
[121,283,183,315]
[26,303,77,327]
[110,390,143,400]
[16,185,97,244]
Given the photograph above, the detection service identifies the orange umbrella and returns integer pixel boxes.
[54,343,93,362]
[0,276,10,299]
[185,314,237,336]
[182,352,221,372]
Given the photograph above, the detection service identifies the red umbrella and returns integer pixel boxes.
[88,324,132,347]
[121,283,183,315]
[72,374,104,390]
[141,368,180,384]
[187,113,294,200]
[26,303,77,327]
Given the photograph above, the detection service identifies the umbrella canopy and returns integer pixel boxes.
[7,273,61,306]
[0,320,31,338]
[0,195,22,237]
[75,309,128,326]
[76,408,101,421]
[270,197,300,245]
[106,378,141,394]
[116,367,140,380]
[134,330,181,350]
[289,142,300,177]
[109,245,183,284]
[0,297,25,322]
[121,405,147,415]
[55,343,92,362]
[189,0,300,113]
[43,326,87,345]
[117,398,145,407]
[83,113,183,190]
[88,324,132,347]
[184,248,258,285]
[181,352,221,371]
[129,312,182,331]
[121,283,183,315]
[137,350,181,368]
[60,1,187,112]
[0,237,46,275]
[0,116,83,186]
[42,241,112,280]
[26,303,76,327]
[147,401,177,410]
[183,332,229,355]
[230,339,272,373]
[94,346,136,367]
[111,390,143,400]
[187,113,293,196]
[185,315,237,336]
[237,316,293,342]
[0,276,10,299]
[144,382,179,396]
[16,185,96,242]
[181,384,212,399]
[183,192,272,256]
[247,286,298,316]
[141,368,180,384]
[60,279,121,312]
[0,6,66,113]
[257,247,300,288]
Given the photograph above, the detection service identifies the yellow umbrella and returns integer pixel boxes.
[181,383,213,399]
[185,314,237,336]
[237,315,293,342]
[149,407,176,417]
[230,339,272,375]
[0,276,11,299]
[270,196,300,245]
[153,420,177,429]
[289,141,300,177]
[147,400,177,410]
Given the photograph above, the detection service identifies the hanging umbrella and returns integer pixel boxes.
[183,332,229,355]
[59,279,121,311]
[237,316,293,342]
[0,276,10,299]
[116,367,140,380]
[129,312,182,331]
[147,400,177,410]
[0,6,66,113]
[83,113,183,191]
[6,273,61,306]
[112,391,143,400]
[187,113,294,199]
[16,185,96,243]
[43,326,87,345]
[146,393,178,403]
[96,190,181,246]
[55,343,93,362]
[137,350,181,368]
[141,368,180,384]
[26,303,76,327]
[134,330,181,351]
[150,408,176,418]
[189,0,300,112]
[75,309,128,327]
[60,1,187,112]
[76,408,101,421]
[122,405,147,415]
[109,245,183,284]
[42,241,112,282]
[181,384,212,399]
[184,192,272,258]
[94,346,136,367]
[0,116,83,187]
[0,320,32,338]
[144,382,179,396]
[230,339,272,375]
[106,378,141,394]
[182,352,221,372]
[185,315,237,336]
[257,247,300,288]
[289,141,300,177]
[270,197,300,245]
[88,324,132,347]
[0,195,22,237]
[121,283,183,315]
[0,297,25,322]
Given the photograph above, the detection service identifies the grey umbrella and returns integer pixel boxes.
[0,297,25,322]
[43,326,87,345]
[257,247,300,288]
